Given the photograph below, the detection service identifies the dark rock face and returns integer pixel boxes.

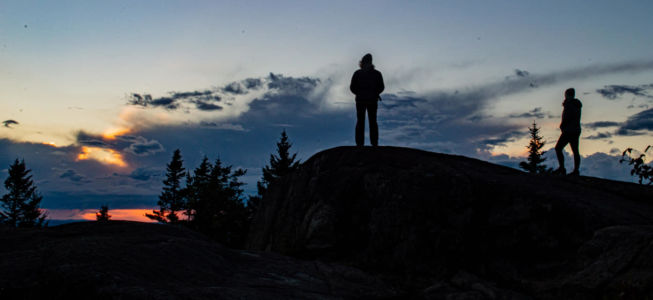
[0,221,396,299]
[247,146,653,297]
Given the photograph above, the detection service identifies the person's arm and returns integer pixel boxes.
[377,71,385,95]
[560,102,568,130]
[350,72,358,95]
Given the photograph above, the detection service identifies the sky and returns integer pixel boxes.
[1,1,653,222]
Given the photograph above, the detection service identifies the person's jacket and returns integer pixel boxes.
[560,98,582,133]
[350,67,384,102]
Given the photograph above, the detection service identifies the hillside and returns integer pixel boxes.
[247,146,653,298]
[0,221,395,299]
[2,146,653,299]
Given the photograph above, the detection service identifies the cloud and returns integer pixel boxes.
[127,73,318,114]
[596,84,653,100]
[124,138,164,156]
[222,78,263,94]
[2,120,19,128]
[198,121,247,131]
[616,108,653,136]
[508,107,554,119]
[74,131,164,157]
[59,169,89,183]
[477,130,524,149]
[128,167,163,181]
[514,69,530,77]
[127,93,179,110]
[584,132,613,140]
[76,131,109,147]
[583,121,621,129]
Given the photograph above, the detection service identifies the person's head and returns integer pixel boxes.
[565,88,575,99]
[359,53,373,69]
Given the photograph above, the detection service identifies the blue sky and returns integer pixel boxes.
[1,1,653,220]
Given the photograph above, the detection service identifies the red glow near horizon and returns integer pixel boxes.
[45,209,157,223]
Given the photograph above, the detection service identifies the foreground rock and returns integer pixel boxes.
[248,146,653,298]
[0,221,396,299]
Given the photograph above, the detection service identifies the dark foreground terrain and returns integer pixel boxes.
[0,221,395,299]
[2,146,653,299]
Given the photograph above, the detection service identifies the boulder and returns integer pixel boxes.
[247,146,653,297]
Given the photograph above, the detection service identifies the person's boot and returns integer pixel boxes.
[568,169,580,176]
[553,167,566,175]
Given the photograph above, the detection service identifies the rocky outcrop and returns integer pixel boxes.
[3,146,652,299]
[247,146,653,298]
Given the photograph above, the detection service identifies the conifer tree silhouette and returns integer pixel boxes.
[184,156,247,247]
[96,204,111,221]
[184,156,212,223]
[0,159,47,227]
[147,149,186,223]
[519,121,549,174]
[249,130,300,216]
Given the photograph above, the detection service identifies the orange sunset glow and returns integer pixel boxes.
[46,209,157,222]
[102,127,131,140]
[77,146,128,167]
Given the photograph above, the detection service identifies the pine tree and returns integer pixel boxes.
[249,130,300,215]
[184,157,248,247]
[519,121,548,174]
[147,149,185,223]
[96,204,111,221]
[184,156,212,223]
[1,159,47,227]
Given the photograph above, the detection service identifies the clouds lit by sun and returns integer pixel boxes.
[77,146,128,167]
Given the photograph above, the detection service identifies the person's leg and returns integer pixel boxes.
[367,101,378,146]
[355,102,366,146]
[555,132,570,173]
[569,132,581,174]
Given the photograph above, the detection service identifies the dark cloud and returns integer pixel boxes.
[59,169,88,183]
[583,121,621,129]
[596,84,653,100]
[124,138,164,156]
[514,69,530,77]
[2,120,19,128]
[584,132,612,140]
[75,130,164,157]
[128,93,179,110]
[267,73,320,95]
[75,131,109,147]
[615,108,653,136]
[508,107,554,119]
[128,73,316,113]
[198,121,247,131]
[171,90,213,99]
[194,101,222,111]
[128,167,163,181]
[478,130,523,149]
[222,78,263,94]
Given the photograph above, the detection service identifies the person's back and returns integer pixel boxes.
[560,97,582,133]
[350,67,384,102]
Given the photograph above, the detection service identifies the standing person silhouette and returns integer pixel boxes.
[554,88,582,176]
[350,53,384,147]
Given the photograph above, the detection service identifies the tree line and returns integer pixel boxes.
[142,129,299,248]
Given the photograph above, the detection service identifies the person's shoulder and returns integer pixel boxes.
[574,98,582,107]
